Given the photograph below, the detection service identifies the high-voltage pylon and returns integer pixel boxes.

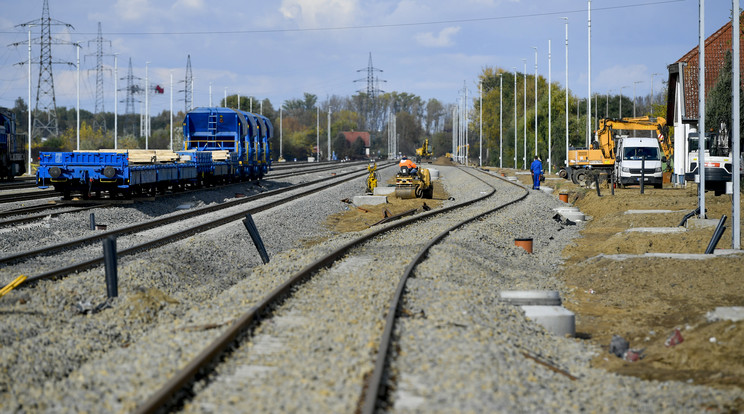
[16,0,75,139]
[178,55,193,113]
[354,52,385,99]
[354,53,386,132]
[120,57,141,135]
[87,22,112,131]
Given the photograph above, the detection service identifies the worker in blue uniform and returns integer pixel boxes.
[530,155,543,190]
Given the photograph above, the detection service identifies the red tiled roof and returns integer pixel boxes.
[341,131,370,147]
[675,14,744,120]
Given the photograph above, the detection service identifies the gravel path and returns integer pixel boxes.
[0,164,739,413]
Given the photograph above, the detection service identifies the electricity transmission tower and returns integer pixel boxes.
[354,53,386,132]
[355,52,385,99]
[179,55,193,113]
[15,0,75,139]
[120,57,141,135]
[87,22,112,131]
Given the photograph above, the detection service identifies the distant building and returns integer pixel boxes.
[667,12,744,183]
[341,131,370,156]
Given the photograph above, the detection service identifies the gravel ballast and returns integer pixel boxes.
[0,164,739,413]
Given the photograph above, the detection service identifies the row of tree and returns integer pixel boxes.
[5,68,671,170]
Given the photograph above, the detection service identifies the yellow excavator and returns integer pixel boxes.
[415,138,433,162]
[395,164,433,199]
[566,116,671,185]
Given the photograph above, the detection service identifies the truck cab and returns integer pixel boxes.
[614,136,664,188]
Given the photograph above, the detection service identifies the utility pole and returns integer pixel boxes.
[522,59,527,169]
[633,80,643,117]
[114,54,118,149]
[733,0,741,249]
[327,108,332,161]
[479,81,483,167]
[563,17,569,170]
[514,67,517,169]
[548,39,552,173]
[698,0,706,218]
[145,62,150,149]
[533,46,538,158]
[587,0,592,148]
[316,106,320,161]
[170,71,173,151]
[499,73,503,168]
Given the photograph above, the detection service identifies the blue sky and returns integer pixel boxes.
[0,0,735,118]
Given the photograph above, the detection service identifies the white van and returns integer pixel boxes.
[614,136,664,188]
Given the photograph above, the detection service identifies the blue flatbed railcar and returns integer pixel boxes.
[36,107,272,198]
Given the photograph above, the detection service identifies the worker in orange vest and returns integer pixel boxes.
[399,156,418,175]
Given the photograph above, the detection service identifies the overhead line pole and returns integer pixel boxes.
[499,73,503,168]
[732,0,740,248]
[563,17,569,171]
[698,0,706,218]
[533,46,538,159]
[587,0,592,148]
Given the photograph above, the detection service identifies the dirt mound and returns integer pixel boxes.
[549,175,744,398]
[325,180,447,233]
[432,157,456,166]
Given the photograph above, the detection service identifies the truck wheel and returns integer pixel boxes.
[574,170,587,186]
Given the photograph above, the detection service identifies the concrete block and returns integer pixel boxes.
[624,209,685,215]
[521,305,576,337]
[426,168,440,180]
[688,218,720,229]
[353,195,387,206]
[624,227,686,234]
[500,290,562,306]
[373,186,396,196]
[706,306,744,322]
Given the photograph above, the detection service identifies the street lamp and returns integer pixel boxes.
[522,59,527,169]
[499,73,503,168]
[533,46,538,159]
[651,72,661,105]
[514,67,518,169]
[633,80,643,117]
[562,16,569,169]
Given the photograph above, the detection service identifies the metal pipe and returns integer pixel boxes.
[103,237,118,298]
[705,215,727,254]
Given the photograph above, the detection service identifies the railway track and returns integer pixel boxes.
[0,162,393,288]
[133,167,528,413]
[0,161,369,228]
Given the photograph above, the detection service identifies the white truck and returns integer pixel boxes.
[685,125,744,196]
[614,136,664,189]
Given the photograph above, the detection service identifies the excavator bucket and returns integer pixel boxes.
[395,187,417,199]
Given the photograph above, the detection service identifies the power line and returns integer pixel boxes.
[0,0,685,37]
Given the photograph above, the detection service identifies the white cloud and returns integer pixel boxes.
[113,0,153,21]
[415,26,460,48]
[279,0,358,28]
[173,0,206,10]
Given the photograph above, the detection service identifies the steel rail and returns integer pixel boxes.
[134,166,506,414]
[4,165,388,289]
[0,204,109,226]
[0,190,57,204]
[0,165,380,268]
[360,169,528,413]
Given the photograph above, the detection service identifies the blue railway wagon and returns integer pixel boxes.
[182,107,272,179]
[37,150,201,198]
